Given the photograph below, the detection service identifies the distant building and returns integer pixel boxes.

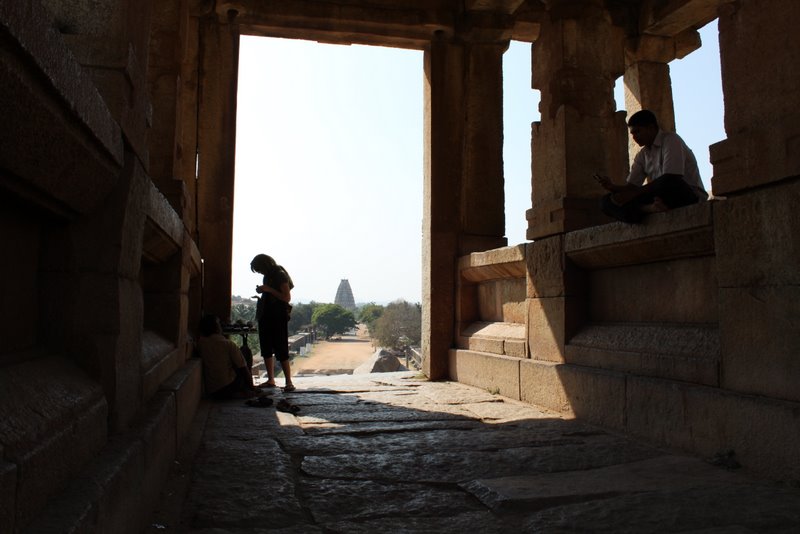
[334,279,356,311]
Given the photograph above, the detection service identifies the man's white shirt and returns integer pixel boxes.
[627,130,707,199]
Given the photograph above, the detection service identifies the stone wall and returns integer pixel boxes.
[2,0,799,531]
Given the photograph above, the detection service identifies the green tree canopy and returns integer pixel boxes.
[312,303,356,338]
[371,299,421,349]
[288,302,318,334]
[358,303,384,333]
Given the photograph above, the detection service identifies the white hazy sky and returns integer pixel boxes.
[231,21,724,305]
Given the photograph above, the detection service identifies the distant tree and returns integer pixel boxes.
[371,300,421,349]
[288,302,317,334]
[312,303,356,338]
[231,302,256,325]
[358,303,384,333]
[229,299,260,355]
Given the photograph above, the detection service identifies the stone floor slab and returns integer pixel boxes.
[147,373,800,533]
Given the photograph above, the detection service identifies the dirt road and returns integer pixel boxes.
[292,325,376,375]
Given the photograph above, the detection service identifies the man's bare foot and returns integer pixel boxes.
[610,189,640,206]
[258,381,277,389]
[641,197,669,213]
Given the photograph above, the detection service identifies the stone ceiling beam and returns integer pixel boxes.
[641,0,733,37]
[465,0,528,14]
[216,0,456,48]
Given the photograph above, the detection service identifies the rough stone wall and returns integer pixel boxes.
[2,1,800,531]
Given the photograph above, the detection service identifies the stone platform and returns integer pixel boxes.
[146,372,800,533]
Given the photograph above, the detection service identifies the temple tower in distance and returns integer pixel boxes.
[334,279,356,310]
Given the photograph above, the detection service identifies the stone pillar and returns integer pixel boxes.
[712,1,800,405]
[460,41,508,254]
[526,0,627,240]
[423,38,462,380]
[710,0,800,194]
[422,33,508,380]
[623,31,700,163]
[196,13,239,321]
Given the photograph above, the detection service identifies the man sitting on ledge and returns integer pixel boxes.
[595,109,708,223]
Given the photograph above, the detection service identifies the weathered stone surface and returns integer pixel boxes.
[520,360,626,429]
[448,349,521,399]
[324,511,512,534]
[566,323,720,385]
[302,479,482,523]
[521,482,800,533]
[625,375,800,481]
[283,424,597,457]
[714,182,800,287]
[0,457,15,534]
[150,374,800,532]
[352,349,407,374]
[719,286,800,403]
[185,439,303,529]
[463,455,748,512]
[301,439,660,484]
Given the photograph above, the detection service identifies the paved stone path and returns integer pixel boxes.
[147,372,800,533]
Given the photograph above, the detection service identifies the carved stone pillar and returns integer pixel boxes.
[460,41,508,254]
[196,14,239,321]
[711,0,800,194]
[526,0,626,240]
[423,34,508,380]
[423,38,461,381]
[623,31,700,163]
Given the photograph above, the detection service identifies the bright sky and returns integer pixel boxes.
[231,21,724,305]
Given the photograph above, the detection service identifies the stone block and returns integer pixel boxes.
[476,278,526,322]
[625,376,800,481]
[160,359,202,448]
[526,235,564,298]
[566,323,720,386]
[565,202,713,269]
[504,339,527,358]
[527,296,585,363]
[79,437,146,534]
[588,255,718,324]
[519,359,626,429]
[718,286,800,403]
[448,349,520,400]
[142,345,182,403]
[139,392,177,528]
[0,457,15,534]
[714,181,800,287]
[467,335,504,355]
[0,357,107,530]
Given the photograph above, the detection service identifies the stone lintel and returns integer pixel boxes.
[625,29,701,65]
[231,1,456,49]
[641,0,728,38]
[465,0,526,14]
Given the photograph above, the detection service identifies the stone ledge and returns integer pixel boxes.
[0,1,123,216]
[458,321,527,358]
[24,361,201,533]
[449,349,521,400]
[566,323,720,386]
[565,202,714,269]
[0,356,108,531]
[459,244,527,283]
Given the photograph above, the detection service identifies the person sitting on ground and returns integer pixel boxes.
[594,109,708,223]
[196,314,256,400]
